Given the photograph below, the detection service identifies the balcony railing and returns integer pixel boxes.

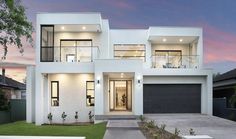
[151,55,199,69]
[40,46,100,62]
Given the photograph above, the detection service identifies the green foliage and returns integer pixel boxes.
[139,115,146,122]
[229,86,236,108]
[170,127,180,139]
[75,111,78,121]
[0,89,10,111]
[189,128,196,135]
[0,121,106,139]
[88,111,94,122]
[47,113,52,124]
[75,111,78,119]
[160,124,166,133]
[61,112,67,124]
[0,0,33,59]
[146,120,155,128]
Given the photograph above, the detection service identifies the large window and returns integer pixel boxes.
[114,44,146,61]
[51,81,59,106]
[41,25,54,62]
[86,81,95,106]
[155,50,182,68]
[60,39,93,62]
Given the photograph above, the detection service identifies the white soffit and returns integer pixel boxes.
[149,36,198,44]
[54,24,101,32]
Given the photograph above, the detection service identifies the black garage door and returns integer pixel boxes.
[143,84,201,113]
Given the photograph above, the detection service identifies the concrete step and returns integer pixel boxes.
[107,120,139,130]
[95,115,137,120]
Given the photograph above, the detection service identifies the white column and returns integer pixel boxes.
[134,72,143,115]
[35,72,44,125]
[207,73,213,115]
[26,66,35,123]
[94,72,104,115]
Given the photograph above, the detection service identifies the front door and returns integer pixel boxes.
[109,80,132,111]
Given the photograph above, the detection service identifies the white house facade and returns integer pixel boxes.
[26,13,212,125]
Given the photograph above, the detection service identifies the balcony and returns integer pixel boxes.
[41,46,100,62]
[151,55,199,69]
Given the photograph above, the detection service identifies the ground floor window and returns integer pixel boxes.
[51,81,59,106]
[86,81,95,106]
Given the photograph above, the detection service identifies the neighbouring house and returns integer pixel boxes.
[213,69,236,121]
[26,12,212,125]
[0,69,26,100]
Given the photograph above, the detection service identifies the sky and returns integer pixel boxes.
[1,0,236,82]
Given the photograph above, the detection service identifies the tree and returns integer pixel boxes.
[0,0,33,59]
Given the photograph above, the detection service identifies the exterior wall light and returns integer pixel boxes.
[137,75,142,86]
[97,76,100,85]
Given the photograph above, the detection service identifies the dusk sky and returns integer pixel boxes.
[1,0,236,82]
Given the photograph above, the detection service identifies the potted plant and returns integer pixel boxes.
[88,111,94,123]
[47,112,53,124]
[61,112,67,124]
[75,111,78,123]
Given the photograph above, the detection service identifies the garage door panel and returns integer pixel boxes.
[143,84,201,113]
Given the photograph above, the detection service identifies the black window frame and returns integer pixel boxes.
[86,81,95,107]
[40,25,55,62]
[51,81,59,106]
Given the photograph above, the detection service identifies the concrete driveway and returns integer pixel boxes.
[145,114,236,139]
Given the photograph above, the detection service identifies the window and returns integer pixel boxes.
[114,44,146,61]
[155,50,182,68]
[51,81,59,106]
[60,39,93,62]
[40,25,54,62]
[86,81,95,106]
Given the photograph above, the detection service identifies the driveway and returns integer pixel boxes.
[145,114,236,139]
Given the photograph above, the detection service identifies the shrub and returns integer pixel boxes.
[88,111,94,122]
[189,128,196,135]
[139,115,146,122]
[47,113,52,124]
[147,120,155,128]
[61,112,67,124]
[160,124,166,133]
[75,111,78,122]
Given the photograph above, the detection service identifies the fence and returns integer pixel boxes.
[213,98,236,121]
[0,99,26,124]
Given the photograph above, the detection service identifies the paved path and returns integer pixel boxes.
[145,114,236,139]
[103,120,146,139]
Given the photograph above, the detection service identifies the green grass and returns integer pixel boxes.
[0,121,106,139]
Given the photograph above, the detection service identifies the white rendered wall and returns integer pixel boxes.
[44,74,94,124]
[26,66,35,123]
[94,59,143,116]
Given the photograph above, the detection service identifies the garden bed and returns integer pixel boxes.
[139,121,181,139]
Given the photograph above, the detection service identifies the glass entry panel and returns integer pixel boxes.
[109,80,132,111]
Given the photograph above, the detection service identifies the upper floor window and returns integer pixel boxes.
[41,25,54,62]
[114,44,146,62]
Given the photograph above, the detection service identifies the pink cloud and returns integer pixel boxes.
[101,0,135,10]
[203,24,236,64]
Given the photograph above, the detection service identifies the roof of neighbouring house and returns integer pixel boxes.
[0,75,26,90]
[214,68,236,82]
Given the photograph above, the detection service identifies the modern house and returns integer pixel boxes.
[0,69,26,100]
[26,12,213,125]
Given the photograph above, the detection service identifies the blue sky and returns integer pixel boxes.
[2,0,236,82]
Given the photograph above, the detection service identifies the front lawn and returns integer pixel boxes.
[0,121,106,139]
